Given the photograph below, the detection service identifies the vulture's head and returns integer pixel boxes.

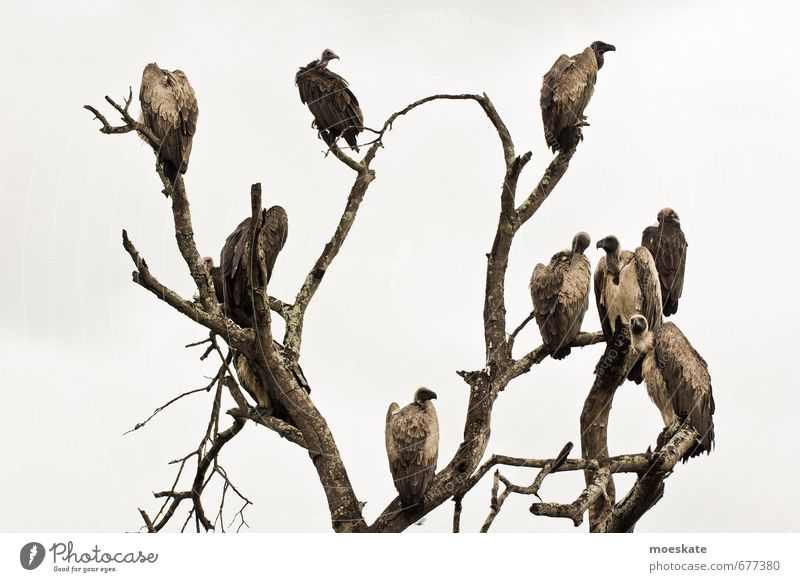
[202,256,215,271]
[590,41,616,68]
[319,48,340,66]
[596,235,620,255]
[657,207,680,225]
[572,231,591,254]
[414,387,438,403]
[629,315,653,354]
[630,315,648,336]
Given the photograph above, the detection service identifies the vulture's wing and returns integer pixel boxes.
[530,252,567,319]
[642,224,687,316]
[654,323,715,458]
[559,254,591,332]
[633,247,663,332]
[296,65,363,146]
[554,48,597,110]
[532,252,590,356]
[385,402,438,505]
[263,206,289,281]
[385,403,401,482]
[541,48,598,143]
[139,65,198,174]
[594,256,613,339]
[540,54,573,141]
[220,217,252,308]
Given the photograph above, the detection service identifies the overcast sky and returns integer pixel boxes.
[1,0,798,533]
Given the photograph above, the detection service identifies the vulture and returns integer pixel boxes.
[594,235,662,340]
[630,316,715,460]
[206,207,303,421]
[530,232,592,359]
[139,63,199,181]
[231,345,310,416]
[296,49,364,151]
[217,206,289,329]
[540,41,615,153]
[641,208,688,317]
[385,387,439,509]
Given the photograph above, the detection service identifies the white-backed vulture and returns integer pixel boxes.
[630,316,715,460]
[641,208,688,317]
[139,63,198,180]
[207,207,303,422]
[540,41,615,153]
[594,235,662,340]
[218,206,288,329]
[385,387,439,509]
[530,232,592,359]
[296,49,364,151]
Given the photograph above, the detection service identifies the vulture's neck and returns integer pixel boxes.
[606,251,621,275]
[632,331,654,356]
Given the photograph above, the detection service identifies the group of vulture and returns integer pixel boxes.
[531,210,715,462]
[134,41,713,511]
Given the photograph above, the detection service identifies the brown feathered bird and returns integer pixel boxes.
[385,387,439,509]
[594,235,662,340]
[630,316,715,461]
[641,208,688,317]
[206,207,306,420]
[139,63,198,180]
[530,232,592,359]
[540,41,615,152]
[296,49,364,151]
[217,206,288,329]
[595,235,663,384]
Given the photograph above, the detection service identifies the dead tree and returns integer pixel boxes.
[85,81,708,533]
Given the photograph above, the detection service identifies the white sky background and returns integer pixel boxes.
[1,0,798,533]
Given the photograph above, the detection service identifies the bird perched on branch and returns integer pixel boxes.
[216,206,288,329]
[595,235,662,340]
[595,235,662,384]
[205,206,306,422]
[385,388,439,509]
[139,63,198,181]
[540,41,615,153]
[629,316,715,461]
[296,48,364,151]
[530,232,592,359]
[641,208,688,317]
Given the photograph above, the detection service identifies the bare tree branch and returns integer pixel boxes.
[88,73,707,535]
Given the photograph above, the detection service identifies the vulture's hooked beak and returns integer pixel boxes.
[596,239,605,250]
[605,44,616,52]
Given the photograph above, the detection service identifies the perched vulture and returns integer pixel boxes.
[594,235,662,340]
[630,316,715,460]
[540,41,615,153]
[641,208,688,317]
[217,206,289,328]
[139,63,198,180]
[296,49,364,151]
[232,345,310,421]
[385,387,439,509]
[530,232,592,359]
